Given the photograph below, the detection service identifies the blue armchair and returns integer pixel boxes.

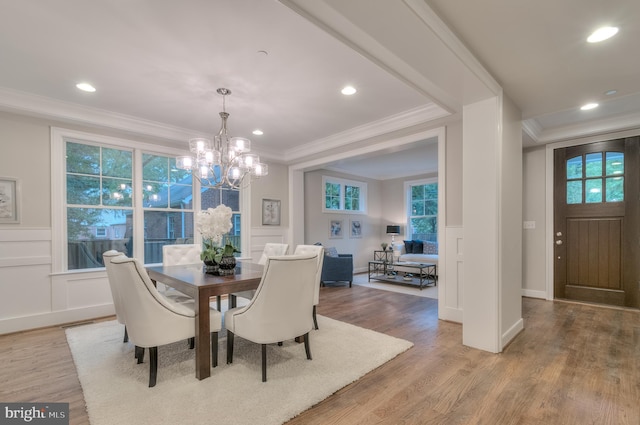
[320,247,353,287]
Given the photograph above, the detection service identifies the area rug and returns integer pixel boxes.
[66,316,413,425]
[352,274,438,299]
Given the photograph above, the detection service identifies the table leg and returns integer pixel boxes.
[195,290,211,380]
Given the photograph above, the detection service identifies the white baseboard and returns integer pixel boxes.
[0,304,115,335]
[502,317,524,349]
[522,288,546,299]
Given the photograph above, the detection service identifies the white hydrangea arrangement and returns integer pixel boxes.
[196,205,239,263]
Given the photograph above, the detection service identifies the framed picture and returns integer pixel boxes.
[0,177,19,223]
[329,219,343,239]
[262,199,281,226]
[350,219,362,238]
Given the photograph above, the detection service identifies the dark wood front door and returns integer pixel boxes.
[554,137,640,308]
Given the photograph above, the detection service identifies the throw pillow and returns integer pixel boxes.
[424,241,438,254]
[403,240,414,254]
[412,240,424,254]
[324,246,339,257]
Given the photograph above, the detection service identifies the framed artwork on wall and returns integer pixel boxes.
[329,219,343,239]
[350,219,362,238]
[0,177,19,223]
[262,199,281,226]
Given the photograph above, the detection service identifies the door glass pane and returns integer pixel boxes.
[605,152,624,176]
[606,177,624,202]
[585,179,602,203]
[585,153,603,178]
[566,181,582,204]
[566,156,582,179]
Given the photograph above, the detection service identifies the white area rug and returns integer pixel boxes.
[66,316,413,425]
[352,274,438,299]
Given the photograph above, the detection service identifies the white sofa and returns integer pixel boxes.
[392,241,438,274]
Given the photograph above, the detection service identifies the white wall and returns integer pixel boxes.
[303,169,382,272]
[522,146,547,298]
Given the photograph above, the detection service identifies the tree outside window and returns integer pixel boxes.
[407,180,437,243]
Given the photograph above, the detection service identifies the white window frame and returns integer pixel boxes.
[404,177,438,241]
[51,128,252,273]
[322,175,367,214]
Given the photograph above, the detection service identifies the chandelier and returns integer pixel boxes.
[176,88,268,189]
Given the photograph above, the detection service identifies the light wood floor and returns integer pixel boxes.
[1,285,639,425]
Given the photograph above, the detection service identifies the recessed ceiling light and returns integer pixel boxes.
[252,129,264,136]
[604,89,617,96]
[76,82,96,92]
[341,86,356,95]
[587,26,619,43]
[580,103,599,111]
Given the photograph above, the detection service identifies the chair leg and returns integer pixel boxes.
[230,294,237,309]
[313,305,318,330]
[226,331,234,364]
[135,346,145,363]
[188,337,195,349]
[149,347,158,387]
[349,280,352,288]
[261,344,267,382]
[123,326,128,343]
[211,332,218,368]
[304,332,312,360]
[217,295,222,311]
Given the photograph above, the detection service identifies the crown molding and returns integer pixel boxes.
[521,118,543,142]
[280,103,449,163]
[535,111,640,144]
[0,87,202,143]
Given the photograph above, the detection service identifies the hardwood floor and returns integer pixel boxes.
[1,286,638,424]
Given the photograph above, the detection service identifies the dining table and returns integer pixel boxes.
[146,260,263,380]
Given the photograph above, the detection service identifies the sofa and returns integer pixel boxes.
[392,240,438,274]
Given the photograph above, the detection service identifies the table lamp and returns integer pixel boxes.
[386,225,400,247]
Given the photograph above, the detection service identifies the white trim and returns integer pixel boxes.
[0,87,200,143]
[502,318,524,348]
[283,104,449,162]
[0,304,115,335]
[522,289,547,299]
[321,175,367,214]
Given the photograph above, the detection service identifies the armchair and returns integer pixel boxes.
[320,247,353,287]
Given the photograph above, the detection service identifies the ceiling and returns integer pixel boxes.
[1,0,639,180]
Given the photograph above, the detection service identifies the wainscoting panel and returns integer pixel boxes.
[249,227,289,263]
[440,226,463,323]
[0,228,115,335]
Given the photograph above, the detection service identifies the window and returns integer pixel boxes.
[566,151,624,204]
[53,129,250,272]
[65,140,134,270]
[201,184,241,254]
[142,153,194,263]
[406,179,438,244]
[322,176,367,213]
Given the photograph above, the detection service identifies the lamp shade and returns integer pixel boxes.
[386,225,400,235]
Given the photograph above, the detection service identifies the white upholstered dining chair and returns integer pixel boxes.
[109,255,222,387]
[293,244,325,330]
[229,243,289,308]
[161,244,222,311]
[225,253,318,382]
[103,250,128,342]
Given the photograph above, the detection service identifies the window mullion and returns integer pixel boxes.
[133,148,144,261]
